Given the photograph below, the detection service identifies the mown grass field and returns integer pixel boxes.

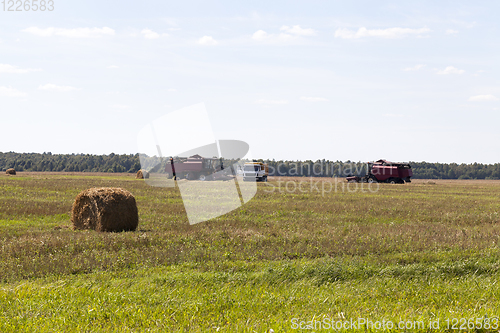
[1,173,500,332]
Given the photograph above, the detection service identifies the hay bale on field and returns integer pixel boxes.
[136,169,149,179]
[71,187,139,232]
[5,168,16,175]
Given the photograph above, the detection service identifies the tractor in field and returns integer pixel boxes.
[165,154,223,181]
[346,159,412,184]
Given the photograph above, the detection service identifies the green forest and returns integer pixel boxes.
[0,152,141,173]
[1,152,500,179]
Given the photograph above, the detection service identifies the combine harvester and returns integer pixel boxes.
[346,159,412,184]
[165,154,223,180]
[163,155,262,182]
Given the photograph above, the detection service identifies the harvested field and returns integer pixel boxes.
[1,174,500,331]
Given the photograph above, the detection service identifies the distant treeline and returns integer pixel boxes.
[0,152,141,173]
[1,152,500,179]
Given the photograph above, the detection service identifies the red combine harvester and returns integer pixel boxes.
[165,154,223,181]
[346,160,412,184]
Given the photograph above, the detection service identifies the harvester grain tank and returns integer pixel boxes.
[165,154,222,180]
[346,159,412,184]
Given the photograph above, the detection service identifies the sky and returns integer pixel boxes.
[1,0,499,163]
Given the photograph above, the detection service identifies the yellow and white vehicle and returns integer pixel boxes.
[242,162,269,182]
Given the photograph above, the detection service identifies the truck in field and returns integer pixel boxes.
[346,159,412,184]
[241,162,268,182]
[165,154,223,181]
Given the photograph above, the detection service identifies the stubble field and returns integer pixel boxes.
[1,173,500,332]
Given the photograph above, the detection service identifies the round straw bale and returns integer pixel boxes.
[5,168,16,175]
[136,169,149,179]
[71,187,139,232]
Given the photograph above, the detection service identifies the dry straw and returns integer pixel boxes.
[5,168,16,175]
[136,169,149,179]
[71,187,139,232]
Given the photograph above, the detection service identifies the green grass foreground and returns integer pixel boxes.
[1,173,500,332]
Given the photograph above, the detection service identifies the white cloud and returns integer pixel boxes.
[251,30,296,43]
[167,88,177,92]
[403,64,426,71]
[22,27,56,37]
[198,36,218,45]
[446,29,459,35]
[0,63,41,74]
[280,25,316,36]
[141,29,160,39]
[255,99,288,105]
[38,84,78,92]
[300,96,328,102]
[22,26,115,38]
[437,66,465,75]
[252,26,316,43]
[468,95,499,102]
[106,65,119,69]
[0,86,27,97]
[334,27,431,39]
[252,30,269,41]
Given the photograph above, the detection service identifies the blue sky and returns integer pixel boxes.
[1,1,499,163]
